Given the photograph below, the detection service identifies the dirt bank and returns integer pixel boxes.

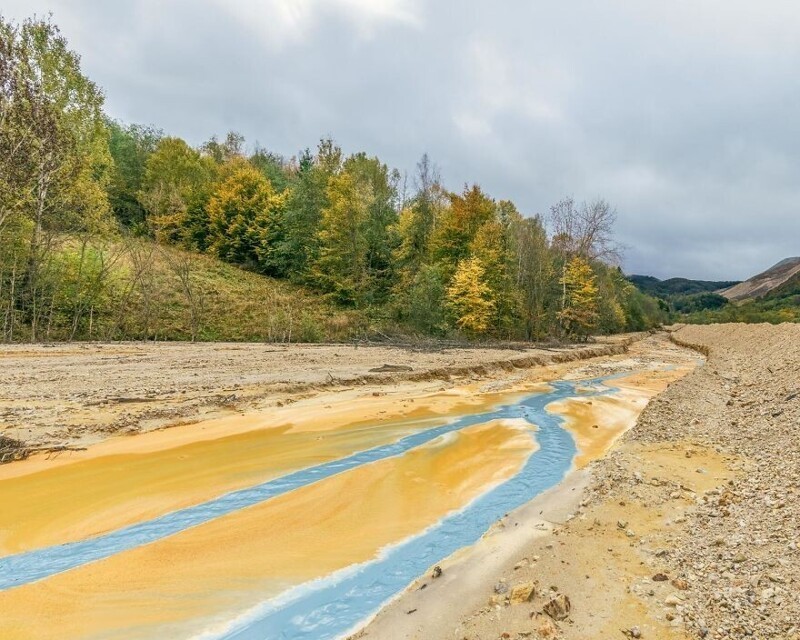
[0,335,640,454]
[359,323,798,640]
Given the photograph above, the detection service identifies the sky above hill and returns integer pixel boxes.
[5,0,799,280]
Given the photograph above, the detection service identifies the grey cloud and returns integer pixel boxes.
[4,0,799,280]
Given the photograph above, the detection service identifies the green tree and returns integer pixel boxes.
[594,265,628,334]
[250,145,290,193]
[400,263,449,335]
[507,213,554,340]
[432,185,496,273]
[139,137,216,246]
[207,159,286,273]
[202,131,245,164]
[282,140,342,280]
[343,152,399,304]
[106,120,162,228]
[0,16,112,340]
[312,170,371,305]
[470,218,518,336]
[395,154,442,273]
[310,150,399,307]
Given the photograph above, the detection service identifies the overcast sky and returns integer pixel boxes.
[5,1,800,279]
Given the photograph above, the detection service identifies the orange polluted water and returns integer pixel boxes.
[0,421,535,640]
[0,347,698,640]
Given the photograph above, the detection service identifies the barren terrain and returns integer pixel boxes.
[1,324,797,640]
[358,323,799,640]
[0,335,637,456]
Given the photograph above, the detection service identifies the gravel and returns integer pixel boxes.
[592,323,800,640]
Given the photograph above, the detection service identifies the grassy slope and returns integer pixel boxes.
[49,240,367,342]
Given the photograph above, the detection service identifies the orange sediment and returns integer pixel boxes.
[549,364,696,468]
[0,382,528,556]
[0,420,535,640]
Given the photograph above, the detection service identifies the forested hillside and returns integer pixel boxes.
[0,16,666,343]
[682,270,800,324]
[627,275,738,298]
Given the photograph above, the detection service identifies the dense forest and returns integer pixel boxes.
[0,16,667,343]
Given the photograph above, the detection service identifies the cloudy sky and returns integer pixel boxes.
[5,1,800,279]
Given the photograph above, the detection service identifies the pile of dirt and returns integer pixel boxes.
[545,323,799,639]
[637,323,800,639]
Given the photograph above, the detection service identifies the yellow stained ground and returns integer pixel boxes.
[549,364,695,468]
[0,381,534,556]
[0,421,535,640]
[0,356,693,559]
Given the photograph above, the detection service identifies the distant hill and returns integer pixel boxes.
[634,258,800,325]
[719,257,800,301]
[627,275,740,299]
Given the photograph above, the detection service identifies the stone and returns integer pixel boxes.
[431,565,442,579]
[494,581,509,594]
[671,578,689,590]
[530,613,559,638]
[543,593,571,621]
[653,573,669,582]
[509,581,536,604]
[664,595,682,606]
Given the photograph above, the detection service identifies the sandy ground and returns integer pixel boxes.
[357,323,800,640]
[0,336,637,454]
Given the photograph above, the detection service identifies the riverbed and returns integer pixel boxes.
[0,335,698,639]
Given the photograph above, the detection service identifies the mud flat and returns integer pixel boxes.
[358,324,799,640]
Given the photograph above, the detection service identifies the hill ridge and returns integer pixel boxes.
[719,256,800,301]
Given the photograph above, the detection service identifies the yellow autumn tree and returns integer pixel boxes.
[446,257,495,336]
[558,256,599,340]
[207,160,286,270]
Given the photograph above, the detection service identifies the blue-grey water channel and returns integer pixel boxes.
[0,374,623,640]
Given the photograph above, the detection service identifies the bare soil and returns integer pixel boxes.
[0,335,637,453]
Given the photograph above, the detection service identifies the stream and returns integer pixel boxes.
[0,374,624,639]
